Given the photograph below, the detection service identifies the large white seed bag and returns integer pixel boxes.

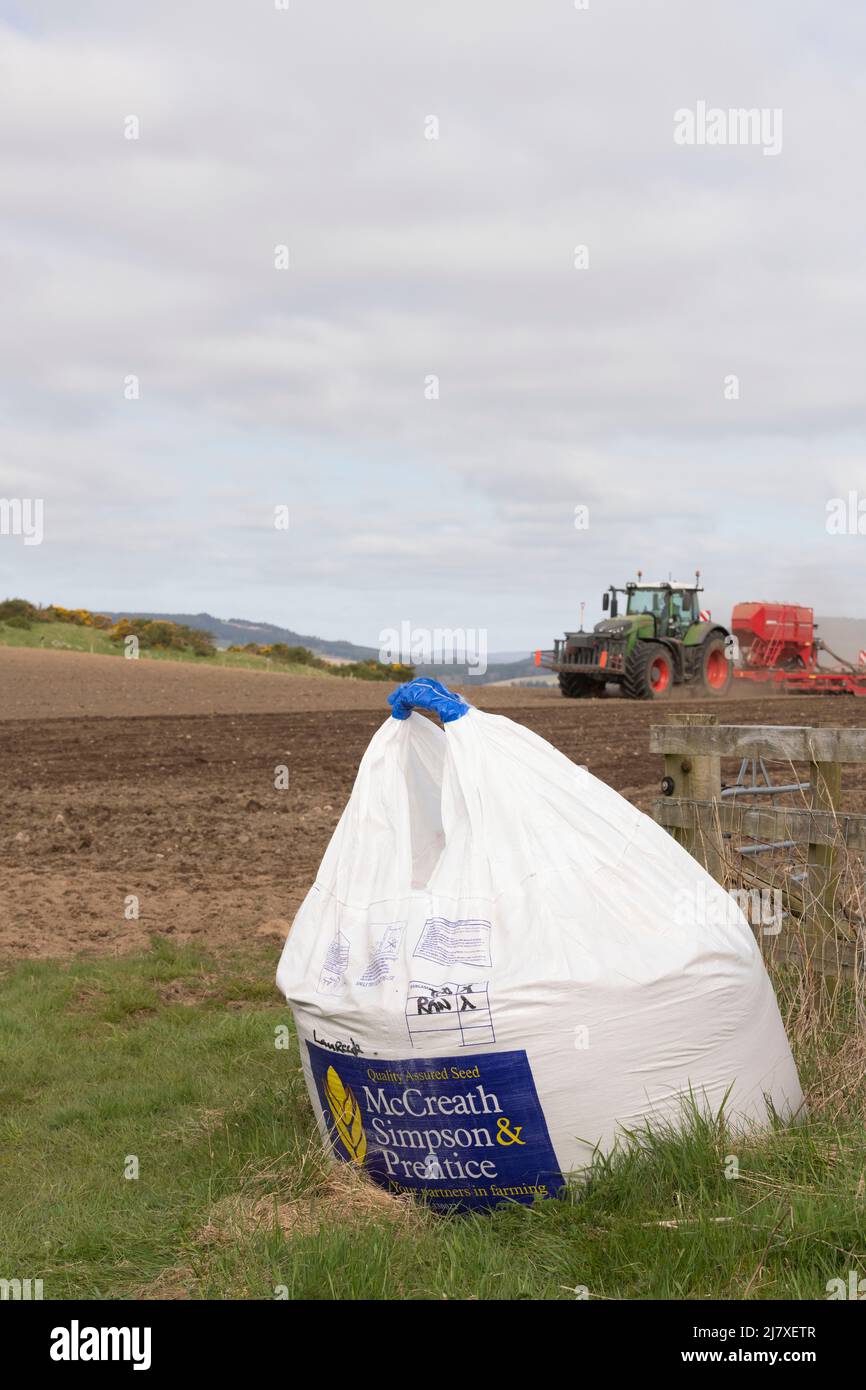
[276,680,802,1212]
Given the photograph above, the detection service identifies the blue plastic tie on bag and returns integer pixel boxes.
[387,677,470,723]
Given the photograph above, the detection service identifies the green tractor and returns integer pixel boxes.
[541,573,732,700]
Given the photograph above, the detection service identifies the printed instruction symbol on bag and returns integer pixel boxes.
[324,1066,367,1164]
[414,917,492,968]
[356,922,405,986]
[318,930,349,995]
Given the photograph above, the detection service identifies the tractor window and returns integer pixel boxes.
[669,592,695,629]
[627,589,665,617]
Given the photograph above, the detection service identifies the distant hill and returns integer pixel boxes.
[101,612,540,683]
[102,612,379,662]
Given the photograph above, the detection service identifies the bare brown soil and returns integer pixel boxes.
[2,646,865,959]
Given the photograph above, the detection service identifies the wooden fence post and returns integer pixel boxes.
[650,721,866,973]
[663,712,725,882]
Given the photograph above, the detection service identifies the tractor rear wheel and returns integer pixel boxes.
[558,671,599,698]
[623,641,674,700]
[699,635,732,696]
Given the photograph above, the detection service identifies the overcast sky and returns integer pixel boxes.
[1,1,864,650]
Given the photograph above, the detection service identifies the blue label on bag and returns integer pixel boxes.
[306,1039,563,1211]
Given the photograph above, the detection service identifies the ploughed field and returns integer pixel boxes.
[2,646,866,958]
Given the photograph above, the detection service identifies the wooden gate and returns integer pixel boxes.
[651,713,866,974]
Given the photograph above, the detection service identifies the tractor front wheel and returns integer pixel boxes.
[623,641,674,700]
[558,671,599,699]
[700,635,733,696]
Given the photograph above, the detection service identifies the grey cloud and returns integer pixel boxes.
[1,1,865,643]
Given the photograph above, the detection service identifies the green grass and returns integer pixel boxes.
[0,940,864,1300]
[0,621,333,676]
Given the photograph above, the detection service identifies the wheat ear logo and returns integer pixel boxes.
[324,1066,367,1164]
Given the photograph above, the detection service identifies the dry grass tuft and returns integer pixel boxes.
[681,753,866,1122]
[195,1160,420,1246]
[132,1263,199,1300]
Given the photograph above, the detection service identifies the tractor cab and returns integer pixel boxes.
[604,583,700,640]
